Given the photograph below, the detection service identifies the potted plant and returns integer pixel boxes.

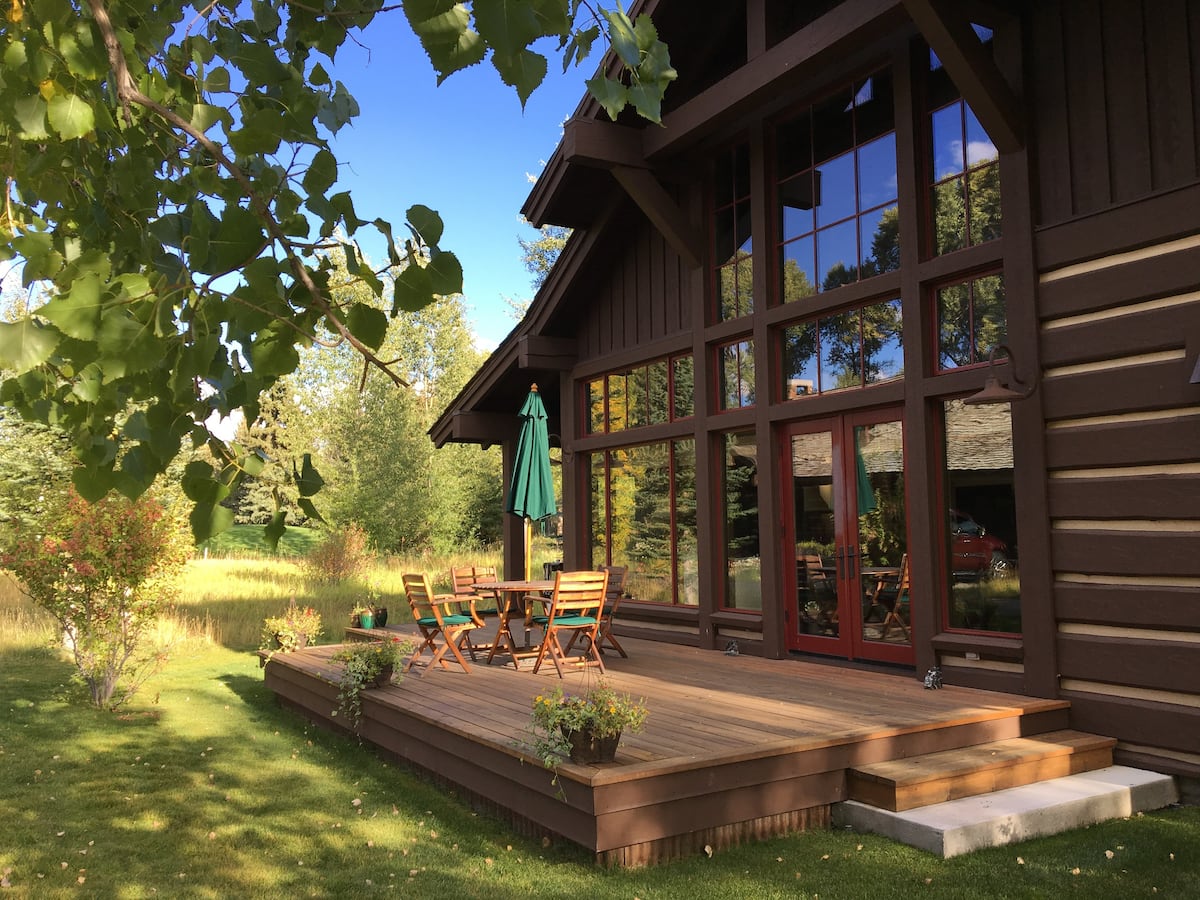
[365,582,388,627]
[260,600,323,657]
[330,636,412,726]
[528,680,648,767]
[350,603,374,629]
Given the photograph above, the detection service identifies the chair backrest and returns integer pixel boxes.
[895,554,910,597]
[800,554,827,583]
[403,573,445,624]
[548,570,608,618]
[449,566,476,598]
[599,564,627,599]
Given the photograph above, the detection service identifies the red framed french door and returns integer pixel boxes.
[783,408,912,664]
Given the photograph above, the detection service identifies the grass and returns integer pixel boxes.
[197,523,325,558]
[2,557,1198,897]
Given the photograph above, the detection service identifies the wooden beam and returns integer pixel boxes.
[562,119,648,170]
[610,166,705,269]
[440,411,516,448]
[518,335,577,371]
[644,0,906,160]
[902,0,1024,153]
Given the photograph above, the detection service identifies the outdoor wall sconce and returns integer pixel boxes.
[964,343,1037,405]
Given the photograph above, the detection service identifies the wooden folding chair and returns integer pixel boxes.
[867,554,910,641]
[449,564,499,652]
[401,572,480,676]
[595,564,629,657]
[531,570,609,678]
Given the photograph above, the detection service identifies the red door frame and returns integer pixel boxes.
[782,408,913,665]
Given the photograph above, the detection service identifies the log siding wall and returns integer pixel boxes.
[1030,1,1200,774]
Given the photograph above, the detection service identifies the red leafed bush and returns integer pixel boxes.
[1,489,190,708]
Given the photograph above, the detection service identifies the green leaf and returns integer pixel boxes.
[601,7,641,69]
[189,103,226,132]
[491,49,548,108]
[404,1,486,81]
[241,450,267,478]
[39,275,103,339]
[406,204,444,248]
[13,95,48,138]
[190,501,235,544]
[295,453,324,498]
[0,320,61,373]
[249,327,300,377]
[263,510,287,552]
[391,264,434,314]
[426,250,463,296]
[297,496,326,524]
[346,304,388,351]
[303,148,338,196]
[586,74,629,122]
[208,206,265,273]
[46,92,95,139]
[72,465,115,502]
[203,66,231,93]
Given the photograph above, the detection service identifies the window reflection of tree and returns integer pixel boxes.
[937,274,1006,369]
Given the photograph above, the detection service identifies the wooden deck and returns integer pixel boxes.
[263,630,1071,866]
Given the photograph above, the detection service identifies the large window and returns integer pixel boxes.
[941,399,1020,634]
[781,297,902,397]
[588,440,697,605]
[774,69,898,303]
[928,29,1001,255]
[584,354,694,434]
[723,431,761,610]
[713,142,754,321]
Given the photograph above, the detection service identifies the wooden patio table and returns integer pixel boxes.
[473,579,556,669]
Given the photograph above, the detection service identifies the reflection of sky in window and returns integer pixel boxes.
[933,103,997,180]
[858,134,897,209]
[816,153,855,224]
[965,107,997,164]
[929,24,994,69]
[817,220,857,287]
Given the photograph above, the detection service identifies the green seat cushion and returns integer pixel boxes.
[418,614,473,627]
[549,615,597,627]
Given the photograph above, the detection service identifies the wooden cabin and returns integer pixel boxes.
[431,0,1200,783]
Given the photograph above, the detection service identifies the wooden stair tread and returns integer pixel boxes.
[852,730,1116,786]
[847,730,1117,812]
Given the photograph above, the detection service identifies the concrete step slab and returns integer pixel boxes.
[833,765,1179,858]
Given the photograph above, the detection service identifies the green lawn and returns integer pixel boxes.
[1,562,1198,898]
[197,523,325,558]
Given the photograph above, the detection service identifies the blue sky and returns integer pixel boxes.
[324,16,592,349]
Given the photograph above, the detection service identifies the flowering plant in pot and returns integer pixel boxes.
[331,637,412,725]
[528,680,648,767]
[260,600,323,657]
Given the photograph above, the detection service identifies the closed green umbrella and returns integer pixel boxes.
[506,384,557,579]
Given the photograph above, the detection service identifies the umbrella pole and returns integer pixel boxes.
[524,518,532,582]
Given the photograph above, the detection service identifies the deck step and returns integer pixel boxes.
[848,729,1116,811]
[834,766,1179,857]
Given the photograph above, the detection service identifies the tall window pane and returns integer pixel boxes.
[937,273,1006,370]
[713,142,754,321]
[718,339,756,409]
[723,431,761,610]
[929,33,1001,256]
[587,440,698,606]
[942,399,1020,634]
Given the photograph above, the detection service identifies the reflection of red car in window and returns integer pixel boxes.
[950,510,1010,578]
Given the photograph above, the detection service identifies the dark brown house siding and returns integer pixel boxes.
[575,214,697,362]
[1025,0,1200,773]
[1032,0,1200,224]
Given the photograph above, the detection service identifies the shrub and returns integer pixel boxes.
[303,522,373,583]
[0,489,190,708]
